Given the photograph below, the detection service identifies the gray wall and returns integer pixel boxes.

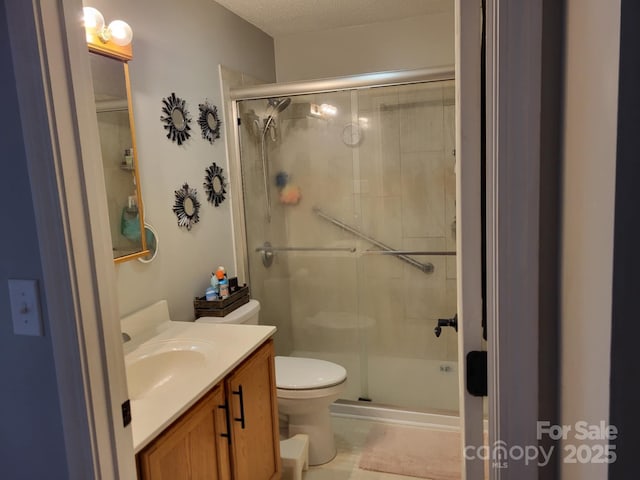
[85,0,276,322]
[0,5,69,479]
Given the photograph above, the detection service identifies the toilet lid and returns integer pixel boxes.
[275,356,347,390]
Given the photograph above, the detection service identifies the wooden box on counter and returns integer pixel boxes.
[194,285,250,318]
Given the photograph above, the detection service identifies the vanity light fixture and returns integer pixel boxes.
[83,7,133,60]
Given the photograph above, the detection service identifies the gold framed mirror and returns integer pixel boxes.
[88,34,148,262]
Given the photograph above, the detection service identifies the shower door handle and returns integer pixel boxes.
[467,351,488,396]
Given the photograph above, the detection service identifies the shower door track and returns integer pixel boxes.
[229,66,454,101]
[331,400,460,431]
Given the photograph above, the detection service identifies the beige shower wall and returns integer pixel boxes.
[273,81,457,365]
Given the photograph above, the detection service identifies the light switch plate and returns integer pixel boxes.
[8,279,43,336]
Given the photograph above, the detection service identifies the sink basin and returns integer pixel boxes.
[126,339,215,400]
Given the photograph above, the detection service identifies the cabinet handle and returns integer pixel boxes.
[232,385,246,429]
[218,401,232,445]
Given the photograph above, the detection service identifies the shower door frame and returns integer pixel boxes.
[227,65,487,473]
[228,66,464,413]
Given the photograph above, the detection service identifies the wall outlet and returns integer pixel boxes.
[8,279,43,336]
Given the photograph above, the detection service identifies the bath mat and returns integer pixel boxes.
[358,423,461,479]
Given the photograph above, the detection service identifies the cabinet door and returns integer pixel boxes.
[227,340,281,480]
[138,383,231,480]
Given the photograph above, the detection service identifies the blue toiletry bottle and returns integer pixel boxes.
[205,286,216,301]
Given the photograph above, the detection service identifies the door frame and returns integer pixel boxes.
[455,1,485,478]
[5,0,136,478]
[485,0,542,479]
[5,1,544,479]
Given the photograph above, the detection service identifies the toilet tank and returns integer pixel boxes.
[197,299,260,325]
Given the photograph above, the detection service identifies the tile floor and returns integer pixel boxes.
[298,416,444,480]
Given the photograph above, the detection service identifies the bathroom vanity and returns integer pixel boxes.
[136,339,280,479]
[121,303,280,480]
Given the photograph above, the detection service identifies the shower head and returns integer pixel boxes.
[267,97,291,114]
[259,97,292,224]
[262,97,292,141]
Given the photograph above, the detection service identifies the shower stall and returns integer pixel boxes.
[230,68,459,415]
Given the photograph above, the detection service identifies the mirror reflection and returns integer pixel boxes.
[184,197,195,216]
[90,53,147,261]
[212,176,223,193]
[172,108,186,131]
[207,112,217,130]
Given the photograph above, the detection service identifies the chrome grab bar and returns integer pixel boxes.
[256,245,356,253]
[257,241,356,267]
[362,250,456,256]
[312,207,435,274]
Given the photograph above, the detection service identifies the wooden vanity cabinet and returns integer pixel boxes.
[226,339,280,480]
[137,384,230,480]
[137,339,281,480]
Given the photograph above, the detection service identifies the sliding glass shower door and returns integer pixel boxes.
[237,78,458,413]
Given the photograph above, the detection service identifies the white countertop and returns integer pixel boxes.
[126,321,276,453]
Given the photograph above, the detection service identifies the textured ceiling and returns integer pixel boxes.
[214,0,453,36]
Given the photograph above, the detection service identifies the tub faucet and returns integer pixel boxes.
[122,332,131,343]
[434,314,458,338]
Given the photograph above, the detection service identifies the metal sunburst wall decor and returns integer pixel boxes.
[161,92,192,145]
[198,101,221,144]
[172,183,201,230]
[204,162,227,207]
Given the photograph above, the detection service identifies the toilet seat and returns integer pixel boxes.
[276,381,346,400]
[275,356,347,390]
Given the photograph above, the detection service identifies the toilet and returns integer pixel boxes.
[196,299,347,466]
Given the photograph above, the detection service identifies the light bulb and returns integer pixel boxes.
[320,103,338,116]
[108,20,133,46]
[82,7,104,33]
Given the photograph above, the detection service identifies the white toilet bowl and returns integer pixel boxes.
[195,299,347,466]
[275,356,347,465]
